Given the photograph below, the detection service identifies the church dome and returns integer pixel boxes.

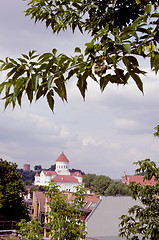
[56,152,69,163]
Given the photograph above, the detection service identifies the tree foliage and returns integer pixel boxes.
[17,218,43,240]
[92,175,112,195]
[18,168,36,185]
[119,159,159,239]
[34,165,42,171]
[45,182,87,240]
[154,125,159,137]
[83,173,96,189]
[49,164,56,171]
[0,1,159,111]
[83,174,112,194]
[104,180,132,196]
[0,159,29,221]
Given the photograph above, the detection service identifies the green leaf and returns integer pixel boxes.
[17,90,23,107]
[47,90,54,112]
[144,4,151,15]
[100,76,109,92]
[130,72,143,93]
[151,13,159,18]
[17,58,27,64]
[6,67,18,79]
[47,76,53,89]
[0,82,5,94]
[26,81,34,103]
[77,73,88,99]
[85,41,94,55]
[9,58,18,65]
[38,53,53,62]
[34,75,39,91]
[67,69,77,80]
[52,48,57,55]
[75,47,81,53]
[29,50,36,58]
[22,54,30,60]
[3,63,15,70]
[123,44,131,54]
[13,68,25,80]
[115,68,127,83]
[127,56,139,66]
[53,75,67,101]
[36,86,44,100]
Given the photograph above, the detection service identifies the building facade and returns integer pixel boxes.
[34,152,83,192]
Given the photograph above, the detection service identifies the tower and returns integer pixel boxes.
[55,152,70,175]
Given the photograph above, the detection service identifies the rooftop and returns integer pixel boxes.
[56,152,69,163]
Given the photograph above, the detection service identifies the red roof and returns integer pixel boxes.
[121,174,156,186]
[56,152,69,163]
[67,194,101,212]
[43,170,57,176]
[52,175,78,183]
[71,172,83,177]
[35,172,39,176]
[34,191,46,212]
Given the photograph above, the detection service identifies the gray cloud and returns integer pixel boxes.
[0,0,159,179]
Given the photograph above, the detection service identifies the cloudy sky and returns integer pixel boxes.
[0,0,159,179]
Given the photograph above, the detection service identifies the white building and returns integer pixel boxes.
[34,152,83,192]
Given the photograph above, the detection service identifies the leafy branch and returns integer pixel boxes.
[0,2,159,111]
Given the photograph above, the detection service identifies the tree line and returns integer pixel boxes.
[83,174,131,196]
[18,164,85,185]
[18,164,131,196]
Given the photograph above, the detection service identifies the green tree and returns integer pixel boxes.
[154,125,159,137]
[17,218,43,240]
[83,173,96,189]
[21,170,36,185]
[0,1,159,111]
[119,159,159,239]
[45,182,87,240]
[34,165,42,171]
[91,175,112,195]
[104,180,132,196]
[49,164,56,171]
[0,159,29,221]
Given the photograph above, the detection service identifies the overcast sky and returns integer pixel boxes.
[0,0,159,179]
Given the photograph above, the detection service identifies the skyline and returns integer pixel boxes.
[0,0,159,179]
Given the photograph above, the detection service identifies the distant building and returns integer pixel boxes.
[23,164,30,171]
[34,152,83,192]
[121,171,156,185]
